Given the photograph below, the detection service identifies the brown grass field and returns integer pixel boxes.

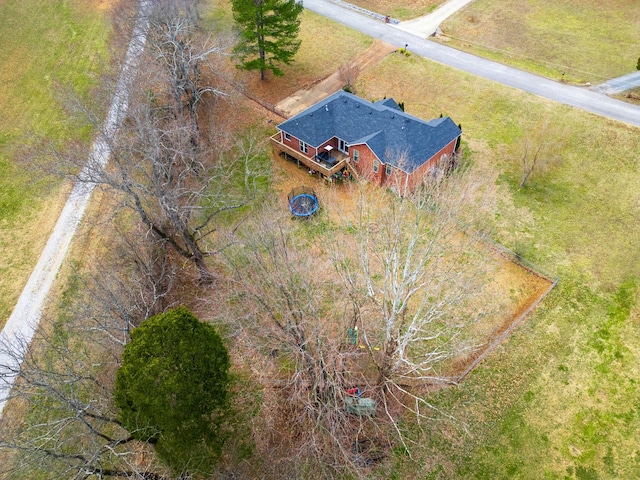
[271,153,554,381]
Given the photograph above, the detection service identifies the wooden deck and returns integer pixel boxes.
[270,134,349,178]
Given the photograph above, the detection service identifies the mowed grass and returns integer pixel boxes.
[438,0,640,83]
[357,54,640,478]
[346,0,446,20]
[0,0,111,327]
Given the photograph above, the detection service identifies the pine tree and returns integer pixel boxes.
[114,307,231,475]
[232,0,303,80]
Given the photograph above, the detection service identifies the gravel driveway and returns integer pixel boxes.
[0,1,151,418]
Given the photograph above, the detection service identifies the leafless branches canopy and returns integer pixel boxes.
[220,165,490,472]
[515,118,567,187]
[47,0,267,285]
[338,172,488,390]
[0,238,173,478]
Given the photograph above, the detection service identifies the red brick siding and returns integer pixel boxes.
[318,137,338,152]
[382,137,459,194]
[280,131,317,158]
[351,144,383,185]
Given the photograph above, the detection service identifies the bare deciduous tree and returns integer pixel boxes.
[147,1,230,137]
[48,20,268,284]
[221,213,379,474]
[220,165,491,471]
[0,246,174,479]
[514,119,567,187]
[338,63,360,92]
[334,172,491,409]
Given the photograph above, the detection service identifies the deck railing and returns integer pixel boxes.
[270,134,348,177]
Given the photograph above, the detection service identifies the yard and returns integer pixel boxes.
[353,49,640,478]
[437,0,640,83]
[3,0,640,478]
[272,151,554,383]
[0,0,111,328]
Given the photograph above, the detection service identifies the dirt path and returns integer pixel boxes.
[274,39,396,117]
[0,1,151,418]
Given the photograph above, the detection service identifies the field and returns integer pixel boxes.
[437,0,640,84]
[3,0,640,478]
[0,0,111,328]
[352,52,640,478]
[345,0,447,20]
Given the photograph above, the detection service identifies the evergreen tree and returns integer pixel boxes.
[232,0,304,80]
[114,307,231,475]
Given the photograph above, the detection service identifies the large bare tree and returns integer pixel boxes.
[0,235,174,479]
[221,213,377,474]
[49,2,268,284]
[219,165,492,471]
[147,0,228,137]
[334,172,491,411]
[512,118,568,187]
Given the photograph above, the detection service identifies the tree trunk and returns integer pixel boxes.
[193,251,214,284]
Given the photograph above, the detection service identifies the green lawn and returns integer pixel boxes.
[4,1,640,478]
[0,0,111,326]
[346,0,446,20]
[359,53,640,479]
[438,0,640,84]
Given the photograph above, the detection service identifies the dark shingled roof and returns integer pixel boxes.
[277,91,461,174]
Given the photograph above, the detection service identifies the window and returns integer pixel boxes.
[385,164,392,176]
[299,141,309,154]
[373,160,379,173]
[338,138,349,153]
[353,149,359,163]
[284,132,291,141]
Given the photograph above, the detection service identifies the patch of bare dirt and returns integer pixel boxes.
[275,39,396,118]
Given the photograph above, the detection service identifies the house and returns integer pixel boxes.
[270,90,462,194]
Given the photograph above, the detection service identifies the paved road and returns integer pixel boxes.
[0,1,151,418]
[395,0,474,37]
[592,71,640,95]
[304,0,640,128]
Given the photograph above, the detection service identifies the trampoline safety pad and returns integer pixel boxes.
[288,187,319,217]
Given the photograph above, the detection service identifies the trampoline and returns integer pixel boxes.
[288,186,319,217]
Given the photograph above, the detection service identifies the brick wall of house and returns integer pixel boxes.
[318,137,338,152]
[351,144,383,186]
[406,137,459,191]
[281,132,317,157]
[382,137,459,194]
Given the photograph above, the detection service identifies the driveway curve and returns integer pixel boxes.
[305,0,640,128]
